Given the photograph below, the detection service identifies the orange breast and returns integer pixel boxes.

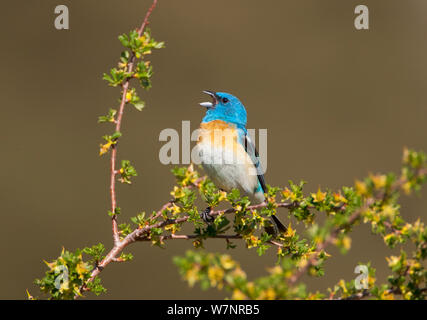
[198,120,238,148]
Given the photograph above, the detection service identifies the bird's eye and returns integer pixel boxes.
[222,97,229,104]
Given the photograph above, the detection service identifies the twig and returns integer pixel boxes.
[288,206,367,285]
[80,164,426,297]
[76,0,159,297]
[287,170,427,286]
[136,233,285,248]
[138,0,158,34]
[78,199,292,296]
[335,280,427,300]
[109,0,159,246]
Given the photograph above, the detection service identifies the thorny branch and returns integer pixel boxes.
[109,0,158,246]
[288,171,427,286]
[79,168,426,297]
[68,0,427,299]
[77,0,159,297]
[79,196,295,296]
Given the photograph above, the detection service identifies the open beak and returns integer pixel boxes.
[200,90,218,109]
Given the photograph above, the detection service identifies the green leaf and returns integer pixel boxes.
[133,101,145,111]
[98,108,117,123]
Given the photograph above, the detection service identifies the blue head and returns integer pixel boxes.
[199,91,247,129]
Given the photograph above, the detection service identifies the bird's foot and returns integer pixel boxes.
[200,206,214,223]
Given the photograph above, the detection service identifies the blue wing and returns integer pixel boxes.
[237,129,267,193]
[237,129,287,232]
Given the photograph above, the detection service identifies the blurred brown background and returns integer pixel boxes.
[1,0,427,299]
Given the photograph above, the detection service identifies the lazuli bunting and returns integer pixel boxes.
[196,90,287,234]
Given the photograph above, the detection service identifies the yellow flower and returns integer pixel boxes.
[368,275,376,287]
[371,174,386,189]
[355,180,367,195]
[381,204,395,218]
[381,290,395,300]
[306,292,322,300]
[297,258,308,269]
[338,279,348,293]
[246,235,259,248]
[180,164,198,186]
[333,192,347,204]
[401,223,411,235]
[258,288,276,300]
[75,262,89,280]
[171,203,181,216]
[192,239,203,248]
[402,181,411,195]
[386,255,400,268]
[282,188,292,200]
[403,291,412,300]
[220,255,235,270]
[218,191,227,202]
[341,236,351,250]
[170,186,184,198]
[267,266,282,275]
[284,223,295,237]
[164,223,179,234]
[232,289,246,300]
[246,282,255,297]
[290,192,299,202]
[185,267,199,287]
[207,266,224,287]
[232,267,247,280]
[314,235,324,245]
[125,91,132,102]
[99,141,113,156]
[311,188,326,203]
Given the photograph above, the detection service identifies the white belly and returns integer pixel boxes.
[196,141,261,201]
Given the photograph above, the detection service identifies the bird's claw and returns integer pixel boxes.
[200,207,214,223]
